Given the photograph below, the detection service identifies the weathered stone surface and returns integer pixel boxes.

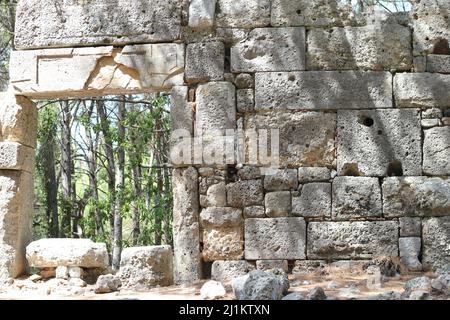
[245,218,306,260]
[298,167,331,183]
[271,0,356,27]
[307,221,399,259]
[201,183,227,207]
[200,280,226,300]
[427,54,450,73]
[243,206,265,218]
[216,0,270,28]
[265,191,291,218]
[264,169,298,191]
[232,270,285,300]
[0,171,34,281]
[10,44,185,98]
[307,24,412,71]
[172,167,201,284]
[237,166,260,180]
[26,239,109,268]
[292,183,331,219]
[119,246,173,289]
[421,119,441,128]
[185,42,224,83]
[189,0,217,28]
[256,260,289,273]
[394,73,450,108]
[382,177,450,217]
[171,86,193,136]
[15,0,182,49]
[95,274,121,294]
[231,27,306,72]
[0,142,34,173]
[244,112,336,167]
[200,207,242,228]
[423,126,450,175]
[332,177,382,220]
[255,71,392,110]
[196,82,236,135]
[308,287,327,300]
[0,92,37,148]
[337,109,422,176]
[411,0,450,55]
[226,180,263,208]
[202,226,244,261]
[399,237,423,271]
[422,217,450,271]
[211,260,255,282]
[236,89,254,113]
[235,73,254,89]
[399,217,422,237]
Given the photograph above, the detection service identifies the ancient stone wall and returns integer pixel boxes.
[1,0,450,284]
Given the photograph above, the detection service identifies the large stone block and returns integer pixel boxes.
[0,142,35,173]
[196,82,236,135]
[427,54,450,74]
[231,27,306,72]
[215,0,271,28]
[0,92,37,148]
[188,0,217,28]
[422,216,450,271]
[202,227,244,261]
[173,222,201,284]
[26,239,109,268]
[271,0,356,27]
[307,221,399,259]
[382,177,450,217]
[10,44,185,98]
[226,180,263,208]
[255,71,392,111]
[337,109,422,176]
[200,207,242,228]
[394,73,450,108]
[15,0,182,49]
[307,24,412,71]
[423,126,450,175]
[119,246,173,289]
[244,112,336,167]
[399,237,423,271]
[211,260,255,282]
[170,86,193,136]
[411,0,450,55]
[292,183,331,219]
[298,167,331,183]
[265,191,291,218]
[245,218,306,260]
[0,171,33,280]
[263,169,298,191]
[185,42,224,83]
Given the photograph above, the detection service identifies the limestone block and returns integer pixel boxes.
[307,24,412,71]
[265,191,291,218]
[243,206,265,218]
[427,54,450,73]
[26,239,109,268]
[337,109,422,176]
[399,217,422,237]
[422,216,450,271]
[411,0,450,55]
[263,169,298,191]
[237,166,260,180]
[0,171,33,280]
[231,27,306,72]
[245,218,306,260]
[119,246,173,289]
[255,71,392,111]
[10,44,185,98]
[0,142,35,173]
[202,227,244,261]
[196,82,236,135]
[394,73,450,108]
[292,183,331,219]
[226,180,263,208]
[307,221,399,259]
[211,260,255,282]
[236,89,254,113]
[172,167,199,227]
[216,0,271,28]
[202,182,227,207]
[200,207,242,228]
[0,92,37,148]
[189,0,217,28]
[245,112,336,167]
[15,0,182,49]
[55,266,68,280]
[256,260,289,273]
[423,126,450,175]
[298,167,331,183]
[185,42,224,83]
[399,238,423,271]
[422,108,443,119]
[382,177,450,217]
[235,73,254,89]
[271,0,357,27]
[170,86,193,136]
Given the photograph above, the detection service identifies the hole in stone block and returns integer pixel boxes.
[341,163,361,176]
[378,130,383,135]
[387,160,404,176]
[432,38,450,55]
[296,9,302,15]
[358,116,374,127]
[288,75,296,82]
[201,261,212,280]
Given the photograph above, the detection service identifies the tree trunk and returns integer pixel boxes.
[42,130,59,237]
[59,100,72,237]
